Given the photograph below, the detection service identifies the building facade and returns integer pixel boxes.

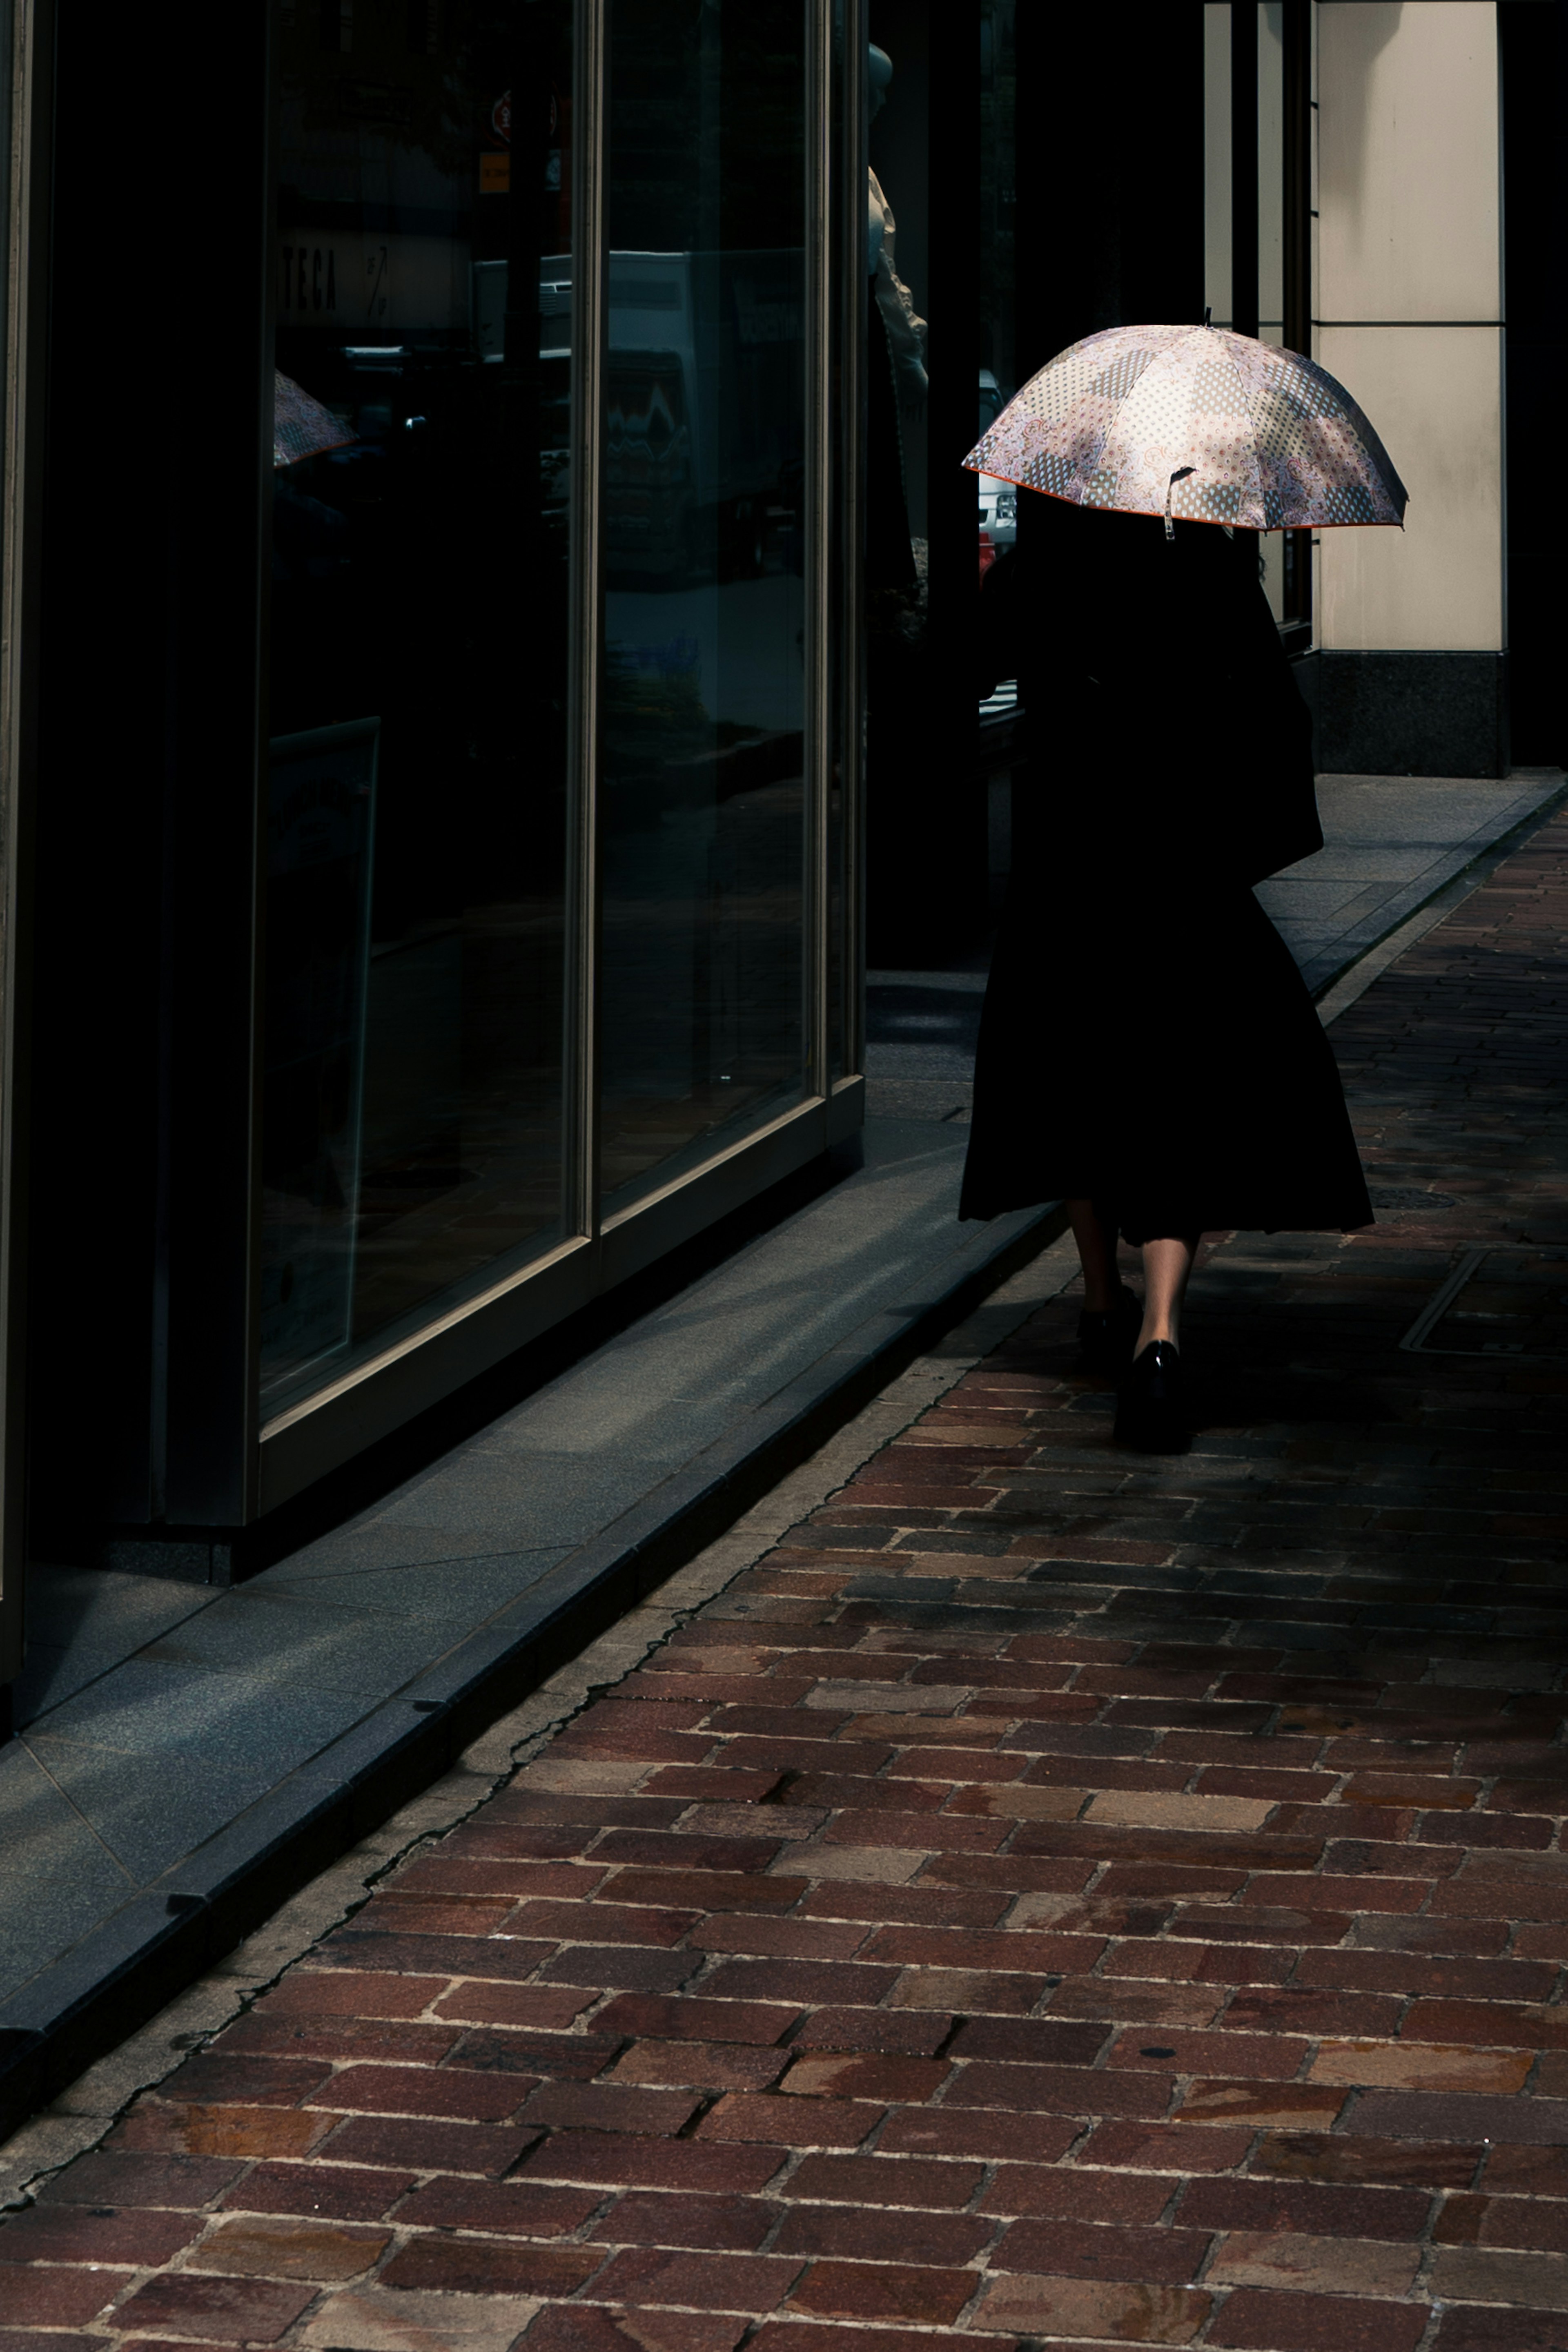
[1,0,867,1710]
[0,1,1559,1719]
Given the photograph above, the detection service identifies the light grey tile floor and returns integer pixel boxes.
[14,1640,149,1720]
[135,1588,483,1697]
[34,1655,362,1770]
[24,1737,292,1883]
[255,1547,572,1611]
[864,976,985,1124]
[0,1743,136,1986]
[21,1567,214,1652]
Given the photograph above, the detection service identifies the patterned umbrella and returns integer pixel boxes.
[966,322,1406,538]
[273,371,357,469]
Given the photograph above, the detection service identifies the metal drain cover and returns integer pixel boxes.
[1401,1247,1568,1358]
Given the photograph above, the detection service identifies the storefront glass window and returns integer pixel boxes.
[263,0,575,1410]
[598,0,809,1208]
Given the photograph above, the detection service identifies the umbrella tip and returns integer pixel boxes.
[1203,306,1212,327]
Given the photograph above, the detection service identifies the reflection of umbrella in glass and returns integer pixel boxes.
[273,370,357,469]
[966,322,1406,539]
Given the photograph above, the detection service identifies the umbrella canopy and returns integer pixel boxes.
[273,371,357,470]
[966,322,1406,534]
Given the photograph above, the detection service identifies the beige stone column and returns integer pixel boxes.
[1315,1,1506,771]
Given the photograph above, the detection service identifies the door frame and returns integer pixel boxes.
[0,0,53,1719]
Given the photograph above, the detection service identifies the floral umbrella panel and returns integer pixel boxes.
[965,323,1407,532]
[274,371,357,470]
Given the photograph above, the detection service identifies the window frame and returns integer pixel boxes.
[243,0,866,1518]
[0,0,53,1689]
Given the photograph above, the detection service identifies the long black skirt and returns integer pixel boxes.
[958,867,1373,1237]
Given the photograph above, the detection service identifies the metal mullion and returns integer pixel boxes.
[567,0,608,1251]
[238,0,285,1527]
[1281,0,1312,630]
[1231,0,1260,340]
[0,0,51,1694]
[804,0,831,1104]
[158,0,273,1532]
[842,0,866,1083]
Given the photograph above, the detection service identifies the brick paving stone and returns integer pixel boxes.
[296,2284,546,2352]
[38,2152,248,2209]
[187,2217,392,2280]
[5,817,1568,2348]
[109,2274,318,2342]
[1434,2317,1568,2352]
[0,2336,102,2352]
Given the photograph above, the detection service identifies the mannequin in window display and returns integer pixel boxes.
[866,44,925,593]
[864,42,936,960]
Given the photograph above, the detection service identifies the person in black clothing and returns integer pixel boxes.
[960,497,1371,1451]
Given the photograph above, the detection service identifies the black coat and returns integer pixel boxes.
[959,505,1372,1239]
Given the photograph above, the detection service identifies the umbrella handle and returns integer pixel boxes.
[1164,466,1196,542]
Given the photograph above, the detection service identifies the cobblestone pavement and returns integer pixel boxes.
[3,813,1565,2352]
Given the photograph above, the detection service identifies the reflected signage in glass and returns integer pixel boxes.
[263,0,575,1411]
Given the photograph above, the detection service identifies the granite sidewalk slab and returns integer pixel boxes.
[866,769,1564,1123]
[4,811,1563,2351]
[1256,767,1564,994]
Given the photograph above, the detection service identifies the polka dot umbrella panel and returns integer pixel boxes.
[966,322,1407,534]
[273,371,357,470]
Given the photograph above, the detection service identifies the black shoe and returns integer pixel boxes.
[1114,1340,1190,1453]
[1078,1284,1143,1379]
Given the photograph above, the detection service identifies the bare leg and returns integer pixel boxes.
[1067,1197,1123,1313]
[1136,1235,1201,1353]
